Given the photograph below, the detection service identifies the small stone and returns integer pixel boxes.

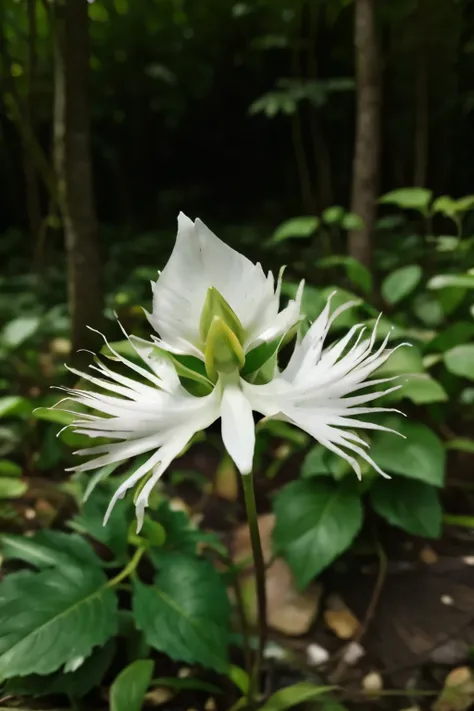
[145,687,174,705]
[264,641,287,661]
[204,699,217,711]
[342,641,365,665]
[324,608,359,640]
[362,671,383,693]
[441,594,454,606]
[430,640,469,666]
[462,556,474,566]
[306,643,330,667]
[24,508,36,520]
[445,667,472,688]
[420,546,438,565]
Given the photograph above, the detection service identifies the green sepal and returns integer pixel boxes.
[204,317,245,380]
[200,287,245,344]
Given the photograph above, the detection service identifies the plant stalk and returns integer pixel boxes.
[241,472,267,705]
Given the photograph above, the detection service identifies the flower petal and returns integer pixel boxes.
[220,382,255,474]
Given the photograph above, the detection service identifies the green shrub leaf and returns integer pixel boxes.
[133,554,231,672]
[273,480,363,589]
[110,659,154,711]
[371,479,442,538]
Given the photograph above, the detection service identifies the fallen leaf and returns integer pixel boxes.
[324,598,360,640]
[432,666,474,711]
[420,546,438,565]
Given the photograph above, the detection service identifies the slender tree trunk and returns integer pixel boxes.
[349,0,381,267]
[53,0,104,356]
[24,0,42,244]
[414,0,428,187]
[307,2,333,211]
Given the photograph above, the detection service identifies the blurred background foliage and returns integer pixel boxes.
[3,0,474,709]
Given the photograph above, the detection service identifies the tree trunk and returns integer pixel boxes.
[24,0,42,244]
[413,0,428,187]
[349,0,381,268]
[53,0,104,356]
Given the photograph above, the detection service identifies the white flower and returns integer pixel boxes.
[147,212,304,358]
[62,213,406,529]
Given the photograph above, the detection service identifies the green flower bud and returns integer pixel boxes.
[204,316,245,381]
[199,287,244,345]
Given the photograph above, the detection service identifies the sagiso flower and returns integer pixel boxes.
[62,213,406,529]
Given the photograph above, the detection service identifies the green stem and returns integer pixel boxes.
[241,473,266,706]
[443,513,474,528]
[107,546,146,588]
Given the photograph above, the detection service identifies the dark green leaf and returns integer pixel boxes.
[371,479,442,537]
[0,566,118,678]
[0,396,30,419]
[0,459,22,477]
[273,480,363,589]
[110,659,154,711]
[133,555,230,672]
[381,265,422,304]
[1,530,100,569]
[401,375,448,404]
[371,417,445,487]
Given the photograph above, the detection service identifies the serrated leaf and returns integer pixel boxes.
[444,344,474,380]
[260,682,335,711]
[1,530,100,569]
[381,265,422,304]
[371,416,445,487]
[71,489,131,559]
[379,187,432,212]
[272,217,320,243]
[5,639,116,699]
[0,566,118,678]
[273,480,363,589]
[133,555,231,672]
[110,659,154,711]
[371,479,442,538]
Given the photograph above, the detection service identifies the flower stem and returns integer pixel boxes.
[241,472,266,705]
[107,546,146,588]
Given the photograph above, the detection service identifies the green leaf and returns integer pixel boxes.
[0,459,22,477]
[322,206,345,224]
[379,187,432,212]
[374,344,424,377]
[371,479,442,538]
[259,682,335,711]
[0,478,27,499]
[301,445,351,479]
[381,265,422,304]
[71,487,132,559]
[33,406,77,426]
[110,659,154,711]
[371,417,445,487]
[341,212,364,230]
[133,555,230,672]
[1,530,100,569]
[0,396,30,419]
[317,256,372,294]
[5,639,116,699]
[151,676,221,694]
[446,438,474,453]
[428,274,474,290]
[444,344,474,380]
[273,480,363,589]
[272,217,320,243]
[0,566,118,678]
[432,195,457,218]
[429,322,474,353]
[401,374,448,404]
[1,316,40,349]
